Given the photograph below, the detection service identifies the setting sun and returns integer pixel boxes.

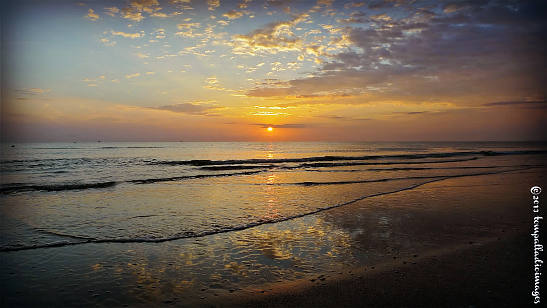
[267,127,273,132]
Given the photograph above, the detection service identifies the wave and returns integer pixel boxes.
[280,171,510,186]
[1,161,478,194]
[129,170,263,184]
[0,166,535,253]
[30,148,85,150]
[3,160,543,194]
[294,157,479,168]
[199,165,276,171]
[277,165,542,185]
[375,147,429,151]
[28,146,165,150]
[197,158,484,171]
[304,165,522,172]
[363,164,543,171]
[0,170,264,194]
[2,157,116,164]
[0,181,118,194]
[100,146,165,149]
[151,150,547,166]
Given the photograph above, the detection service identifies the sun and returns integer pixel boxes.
[267,127,273,132]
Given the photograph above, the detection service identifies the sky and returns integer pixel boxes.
[1,0,546,142]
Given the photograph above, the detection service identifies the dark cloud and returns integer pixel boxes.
[483,100,547,107]
[149,102,221,115]
[251,123,308,128]
[337,11,366,24]
[13,88,51,101]
[404,111,430,115]
[246,87,295,97]
[249,0,546,104]
[266,0,293,6]
[315,115,372,121]
[442,0,484,14]
[367,0,407,10]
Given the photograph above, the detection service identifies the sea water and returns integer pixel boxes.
[1,141,545,251]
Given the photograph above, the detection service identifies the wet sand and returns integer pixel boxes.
[221,233,531,307]
[213,169,543,307]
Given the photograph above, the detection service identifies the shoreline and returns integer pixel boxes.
[208,168,543,307]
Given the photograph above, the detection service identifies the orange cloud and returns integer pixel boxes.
[85,9,99,21]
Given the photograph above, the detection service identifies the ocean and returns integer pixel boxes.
[1,142,546,306]
[1,141,546,251]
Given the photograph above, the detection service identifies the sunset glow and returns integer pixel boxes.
[1,0,545,141]
[267,127,273,132]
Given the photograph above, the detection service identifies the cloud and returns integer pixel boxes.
[230,14,308,55]
[223,10,244,20]
[120,0,161,22]
[13,88,51,101]
[111,30,144,39]
[150,12,168,18]
[317,0,334,7]
[104,7,120,17]
[442,1,476,14]
[100,37,116,46]
[129,0,160,11]
[85,9,99,21]
[483,100,546,107]
[315,115,372,121]
[246,0,546,105]
[207,0,220,11]
[125,73,141,79]
[337,11,366,24]
[149,102,221,115]
[404,111,429,115]
[246,87,295,97]
[238,0,252,9]
[344,1,365,8]
[266,0,292,7]
[370,13,392,22]
[121,10,144,22]
[15,88,51,96]
[175,22,201,37]
[203,76,228,91]
[251,123,308,128]
[82,75,106,87]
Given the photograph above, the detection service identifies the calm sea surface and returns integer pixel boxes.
[1,141,545,250]
[0,142,545,306]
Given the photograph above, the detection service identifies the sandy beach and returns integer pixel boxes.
[222,233,530,307]
[212,169,543,307]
